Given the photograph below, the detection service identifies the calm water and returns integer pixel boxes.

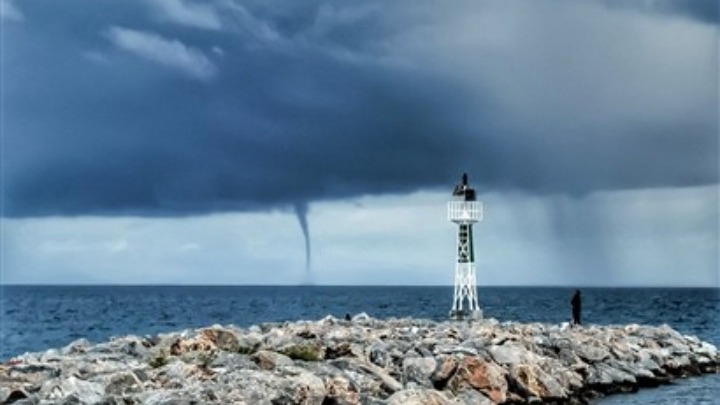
[2,286,718,403]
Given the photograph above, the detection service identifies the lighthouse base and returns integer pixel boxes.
[449,309,483,321]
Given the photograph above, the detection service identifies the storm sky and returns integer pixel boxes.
[2,0,718,286]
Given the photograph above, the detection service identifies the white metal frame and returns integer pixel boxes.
[448,200,483,320]
[452,262,479,313]
[448,201,483,223]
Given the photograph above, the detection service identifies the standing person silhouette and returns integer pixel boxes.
[571,290,582,326]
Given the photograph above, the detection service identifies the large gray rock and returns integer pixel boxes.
[104,370,144,396]
[61,338,93,355]
[693,341,718,357]
[487,343,536,366]
[387,388,454,405]
[140,389,206,405]
[283,371,327,405]
[236,332,263,354]
[636,349,662,373]
[402,357,437,388]
[210,351,259,371]
[39,376,104,404]
[430,355,458,389]
[220,369,284,404]
[575,343,611,364]
[358,360,403,393]
[453,389,495,405]
[328,360,383,397]
[251,350,294,370]
[508,363,567,399]
[587,362,636,386]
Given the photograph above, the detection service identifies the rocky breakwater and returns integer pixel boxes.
[1,315,718,404]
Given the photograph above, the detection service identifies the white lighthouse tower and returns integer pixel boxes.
[448,173,483,320]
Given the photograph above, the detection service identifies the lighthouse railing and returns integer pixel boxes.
[448,201,483,223]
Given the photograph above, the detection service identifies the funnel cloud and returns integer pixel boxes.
[294,202,312,284]
[2,0,717,287]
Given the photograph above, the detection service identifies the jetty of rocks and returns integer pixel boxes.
[2,314,718,404]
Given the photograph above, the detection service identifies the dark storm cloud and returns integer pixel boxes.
[601,0,719,24]
[4,0,718,217]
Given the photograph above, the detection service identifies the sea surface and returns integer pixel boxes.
[2,286,718,403]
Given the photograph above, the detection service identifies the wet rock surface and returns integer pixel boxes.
[1,316,718,404]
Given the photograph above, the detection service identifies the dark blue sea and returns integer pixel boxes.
[2,286,719,404]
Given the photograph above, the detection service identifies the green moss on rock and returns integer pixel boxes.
[281,344,323,361]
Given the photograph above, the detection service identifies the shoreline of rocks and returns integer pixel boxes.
[2,314,718,404]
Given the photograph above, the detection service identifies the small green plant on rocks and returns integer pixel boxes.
[237,345,257,355]
[197,350,218,368]
[148,350,169,368]
[281,344,322,361]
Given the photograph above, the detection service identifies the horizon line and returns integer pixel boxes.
[2,283,718,289]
